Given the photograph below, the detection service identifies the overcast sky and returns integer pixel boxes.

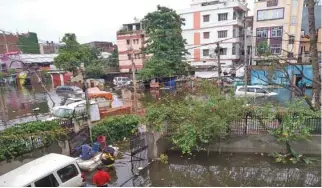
[0,0,253,44]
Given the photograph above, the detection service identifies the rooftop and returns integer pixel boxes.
[0,154,76,187]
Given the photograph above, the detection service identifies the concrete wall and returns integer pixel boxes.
[155,134,321,155]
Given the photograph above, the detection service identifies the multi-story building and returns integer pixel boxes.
[299,1,322,63]
[116,20,146,73]
[177,0,248,77]
[0,33,20,54]
[252,0,304,65]
[84,41,115,53]
[39,41,65,54]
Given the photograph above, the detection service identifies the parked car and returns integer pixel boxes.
[113,77,132,86]
[56,86,84,97]
[0,153,86,187]
[222,77,233,83]
[235,86,278,97]
[47,100,88,121]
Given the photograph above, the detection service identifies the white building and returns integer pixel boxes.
[178,0,249,78]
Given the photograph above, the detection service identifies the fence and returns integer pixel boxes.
[165,116,321,137]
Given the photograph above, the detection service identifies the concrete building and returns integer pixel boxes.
[177,0,248,78]
[116,20,146,73]
[39,41,64,54]
[252,0,305,65]
[84,41,115,53]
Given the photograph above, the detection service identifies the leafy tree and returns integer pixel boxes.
[143,81,245,153]
[17,32,40,54]
[54,33,99,76]
[139,5,189,80]
[107,47,119,67]
[85,60,106,79]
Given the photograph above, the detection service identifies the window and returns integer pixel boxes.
[57,164,79,183]
[232,43,236,55]
[203,32,210,39]
[291,16,296,25]
[128,54,131,60]
[257,8,284,21]
[238,87,246,92]
[270,44,281,54]
[233,12,237,20]
[126,40,130,45]
[34,174,59,187]
[289,35,295,44]
[233,28,236,37]
[218,13,228,21]
[203,49,210,56]
[220,48,227,55]
[256,28,268,38]
[256,89,267,93]
[271,26,283,37]
[218,30,227,38]
[247,88,256,92]
[203,15,210,22]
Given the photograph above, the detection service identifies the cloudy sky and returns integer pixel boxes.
[0,0,253,44]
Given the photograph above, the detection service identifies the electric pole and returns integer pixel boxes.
[243,13,248,97]
[216,42,223,93]
[1,30,9,53]
[129,44,138,114]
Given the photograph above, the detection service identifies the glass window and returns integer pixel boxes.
[257,8,284,21]
[256,28,268,38]
[256,89,267,93]
[203,49,210,56]
[57,164,79,183]
[271,26,283,37]
[220,48,227,55]
[218,13,228,21]
[238,87,245,92]
[203,15,210,22]
[270,44,281,54]
[34,174,59,187]
[218,30,227,38]
[203,32,210,39]
[232,43,236,55]
[247,88,256,92]
[52,108,74,118]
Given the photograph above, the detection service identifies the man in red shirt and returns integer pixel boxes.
[92,166,111,187]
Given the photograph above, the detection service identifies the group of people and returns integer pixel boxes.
[75,140,118,187]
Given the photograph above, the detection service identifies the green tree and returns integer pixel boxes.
[54,33,100,76]
[85,60,106,79]
[107,47,119,67]
[139,5,189,80]
[144,81,245,153]
[17,32,40,54]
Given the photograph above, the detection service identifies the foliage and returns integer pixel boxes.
[139,5,189,80]
[143,81,246,153]
[17,32,40,54]
[8,69,15,75]
[0,121,67,161]
[159,153,168,164]
[0,72,4,79]
[85,60,106,79]
[256,41,270,56]
[54,33,100,75]
[252,100,321,164]
[107,47,119,68]
[91,115,140,144]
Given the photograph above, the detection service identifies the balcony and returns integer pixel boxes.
[117,29,144,36]
[267,0,278,7]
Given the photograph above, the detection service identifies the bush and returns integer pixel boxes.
[92,115,140,144]
[0,121,66,161]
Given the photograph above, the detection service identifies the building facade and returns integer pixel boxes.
[84,41,115,53]
[252,0,304,65]
[177,0,248,78]
[116,21,146,73]
[39,41,64,54]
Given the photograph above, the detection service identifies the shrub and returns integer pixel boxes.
[92,115,140,144]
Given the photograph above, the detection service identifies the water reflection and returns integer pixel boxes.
[134,151,321,187]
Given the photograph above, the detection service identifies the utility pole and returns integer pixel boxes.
[129,44,138,114]
[243,13,248,97]
[1,30,9,53]
[216,42,223,93]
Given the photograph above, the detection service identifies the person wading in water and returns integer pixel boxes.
[92,165,111,187]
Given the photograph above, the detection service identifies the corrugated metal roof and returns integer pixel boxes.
[9,54,58,64]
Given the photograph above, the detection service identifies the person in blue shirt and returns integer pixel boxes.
[75,144,94,160]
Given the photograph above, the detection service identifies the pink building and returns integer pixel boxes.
[116,21,147,73]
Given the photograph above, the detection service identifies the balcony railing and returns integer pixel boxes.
[267,0,278,7]
[117,29,144,36]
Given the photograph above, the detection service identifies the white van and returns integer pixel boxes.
[235,85,278,97]
[0,153,86,187]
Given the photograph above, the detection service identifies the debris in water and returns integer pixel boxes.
[12,111,15,112]
[261,153,264,156]
[138,167,143,170]
[188,158,191,160]
[161,179,164,181]
[33,108,40,111]
[255,152,258,155]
